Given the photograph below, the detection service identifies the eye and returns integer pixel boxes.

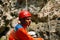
[26,18,31,20]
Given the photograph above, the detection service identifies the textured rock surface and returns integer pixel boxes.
[0,0,60,40]
[38,0,60,18]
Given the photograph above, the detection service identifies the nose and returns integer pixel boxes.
[29,19,31,21]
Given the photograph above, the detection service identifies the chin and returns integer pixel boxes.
[26,22,31,26]
[27,24,30,26]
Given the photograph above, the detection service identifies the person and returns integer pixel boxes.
[9,10,43,40]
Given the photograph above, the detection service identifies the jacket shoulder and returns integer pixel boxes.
[14,24,23,31]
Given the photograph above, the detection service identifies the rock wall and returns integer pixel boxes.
[0,0,60,40]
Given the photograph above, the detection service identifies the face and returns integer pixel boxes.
[20,17,31,26]
[25,17,31,26]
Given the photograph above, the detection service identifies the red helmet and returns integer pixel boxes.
[19,10,31,19]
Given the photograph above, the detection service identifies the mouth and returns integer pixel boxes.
[27,22,31,26]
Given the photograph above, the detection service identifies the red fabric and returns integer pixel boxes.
[9,26,44,40]
[9,30,18,40]
[9,31,15,40]
[15,28,34,40]
[9,28,34,40]
[9,35,15,40]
